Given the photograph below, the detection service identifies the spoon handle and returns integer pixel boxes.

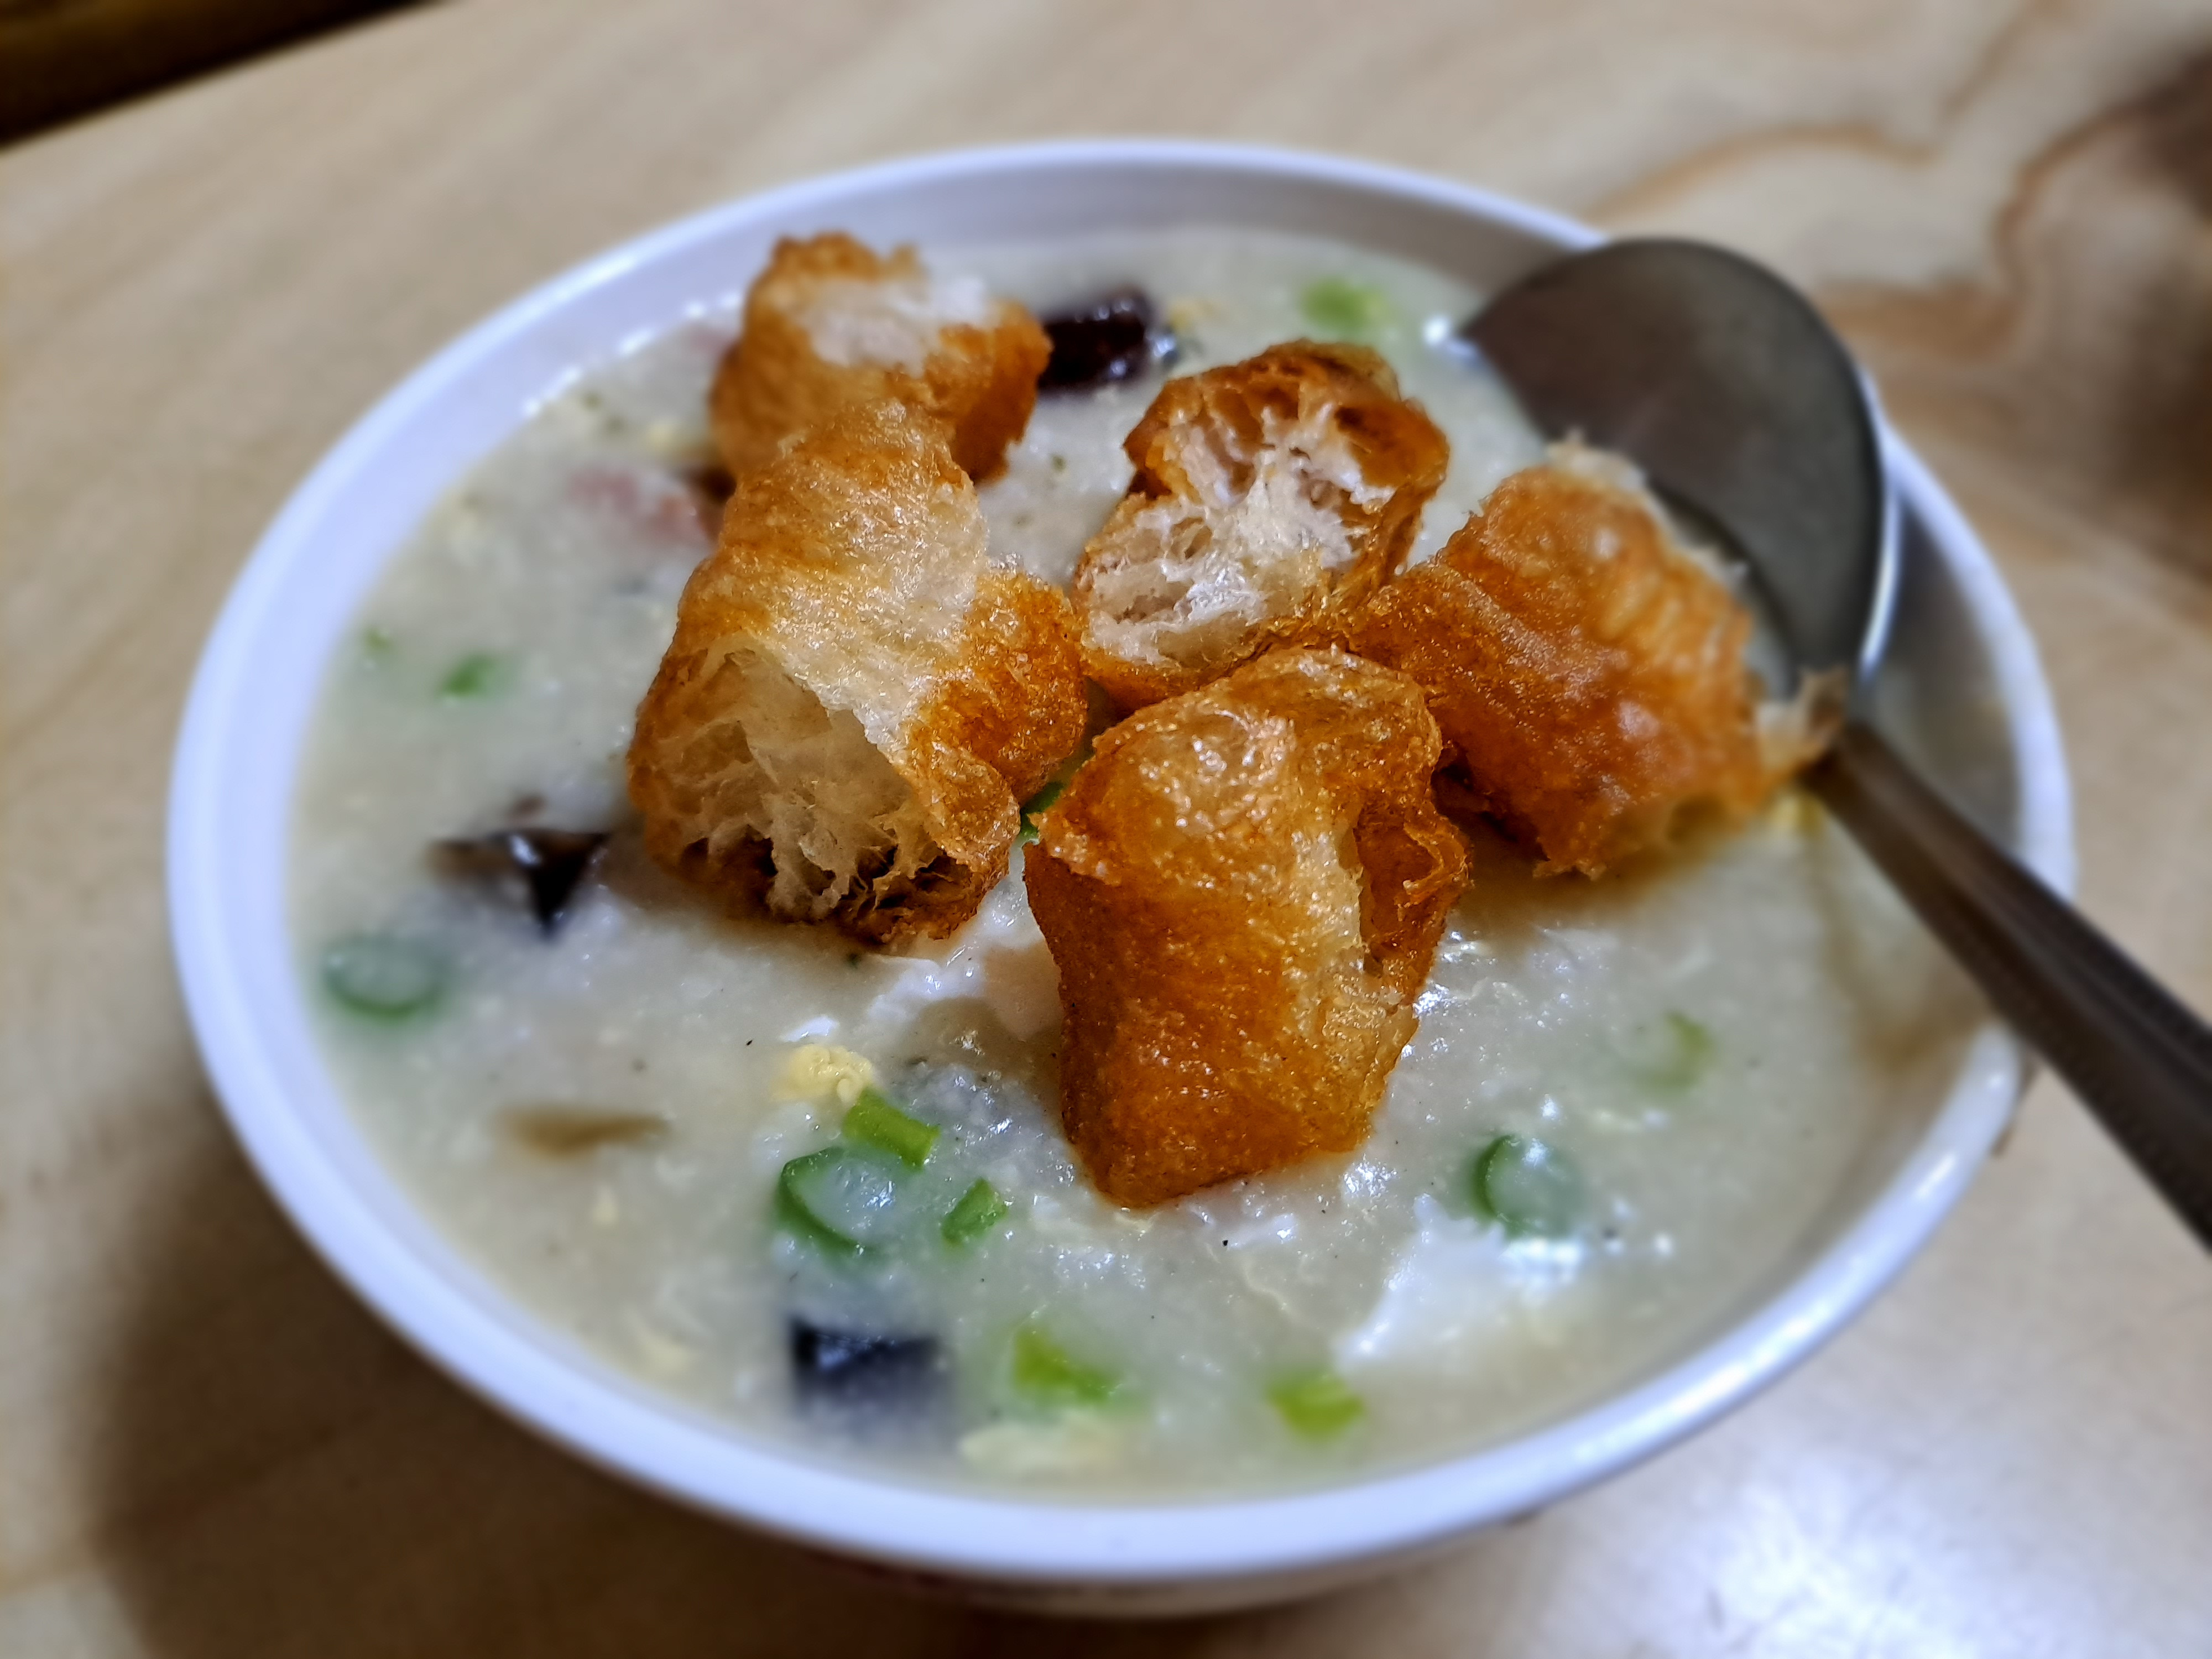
[1810,721,2212,1248]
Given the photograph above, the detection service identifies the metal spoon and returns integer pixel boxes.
[1463,237,2212,1248]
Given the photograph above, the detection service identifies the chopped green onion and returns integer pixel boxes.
[1016,779,1066,847]
[842,1088,938,1168]
[361,624,398,661]
[775,1145,900,1257]
[1300,276,1393,342]
[1269,1368,1366,1440]
[439,651,507,700]
[1631,1011,1716,1089]
[1471,1134,1584,1240]
[942,1177,1010,1245]
[321,933,446,1019]
[1010,1323,1122,1410]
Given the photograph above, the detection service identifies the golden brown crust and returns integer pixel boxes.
[1025,648,1468,1207]
[1071,341,1449,709]
[627,399,1086,943]
[708,233,1050,483]
[919,568,1091,808]
[1343,447,1808,877]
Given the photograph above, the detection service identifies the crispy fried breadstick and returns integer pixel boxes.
[1025,648,1468,1206]
[709,233,1050,483]
[1344,445,1830,876]
[1072,341,1449,709]
[629,399,1086,943]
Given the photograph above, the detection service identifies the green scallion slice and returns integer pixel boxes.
[842,1088,939,1168]
[1300,276,1393,342]
[775,1145,900,1258]
[942,1178,1010,1245]
[321,933,446,1020]
[1269,1368,1365,1440]
[1471,1133,1584,1240]
[1627,1010,1716,1089]
[1016,778,1066,847]
[439,651,507,700]
[1010,1323,1122,1410]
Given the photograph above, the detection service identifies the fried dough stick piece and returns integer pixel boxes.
[1026,648,1468,1207]
[629,399,1087,944]
[1344,446,1829,877]
[1072,342,1449,709]
[711,233,1050,483]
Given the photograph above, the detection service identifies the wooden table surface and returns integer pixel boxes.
[5,2,2210,1652]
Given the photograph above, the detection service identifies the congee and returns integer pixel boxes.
[291,227,1969,1493]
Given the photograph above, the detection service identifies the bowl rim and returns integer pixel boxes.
[168,137,2074,1589]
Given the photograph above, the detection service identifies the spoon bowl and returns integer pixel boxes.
[1465,238,1896,685]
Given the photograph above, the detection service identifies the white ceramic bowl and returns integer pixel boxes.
[168,141,2072,1616]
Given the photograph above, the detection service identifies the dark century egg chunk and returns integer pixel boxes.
[789,1318,946,1412]
[1038,287,1171,392]
[434,828,610,932]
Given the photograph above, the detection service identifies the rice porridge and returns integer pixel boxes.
[290,228,1970,1494]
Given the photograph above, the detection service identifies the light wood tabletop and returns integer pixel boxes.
[4,2,2210,1652]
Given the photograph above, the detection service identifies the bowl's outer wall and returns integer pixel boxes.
[167,142,2073,1615]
